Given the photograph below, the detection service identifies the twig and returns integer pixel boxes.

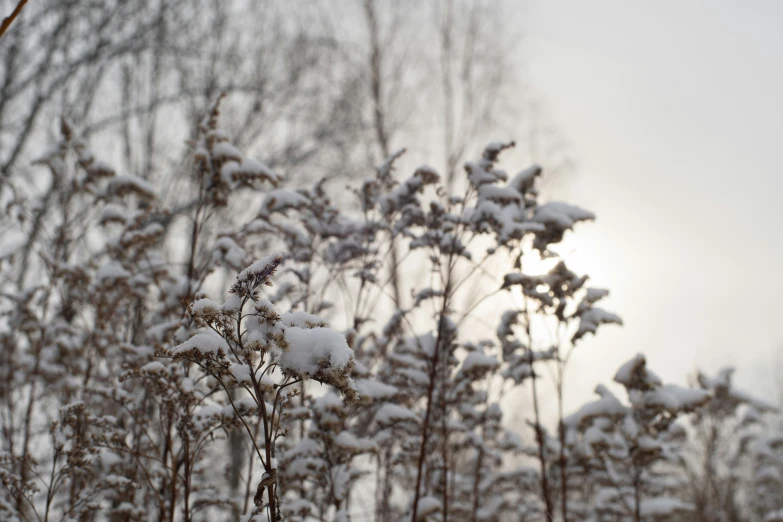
[0,0,28,39]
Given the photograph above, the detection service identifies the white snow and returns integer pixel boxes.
[240,157,276,178]
[645,384,710,412]
[415,497,441,519]
[374,404,418,425]
[238,253,284,281]
[477,184,521,203]
[334,431,360,450]
[107,174,157,199]
[87,159,115,177]
[171,330,228,357]
[506,165,541,194]
[573,307,622,342]
[565,385,627,426]
[99,203,128,224]
[640,497,694,516]
[614,354,660,387]
[731,387,778,413]
[213,236,247,269]
[460,352,500,373]
[140,361,166,373]
[755,466,782,484]
[766,509,783,522]
[211,141,242,162]
[229,363,252,384]
[222,294,242,312]
[281,311,326,327]
[96,261,130,283]
[355,379,398,400]
[279,327,353,375]
[533,201,594,228]
[190,298,222,314]
[260,189,309,213]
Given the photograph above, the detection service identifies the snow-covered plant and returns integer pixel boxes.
[564,354,711,521]
[350,142,606,522]
[11,92,776,522]
[277,390,376,521]
[167,255,357,521]
[749,432,783,522]
[150,97,360,522]
[0,95,358,522]
[441,342,541,521]
[232,137,614,521]
[0,117,163,520]
[500,257,622,521]
[680,368,777,521]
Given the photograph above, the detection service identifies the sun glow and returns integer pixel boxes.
[520,249,561,276]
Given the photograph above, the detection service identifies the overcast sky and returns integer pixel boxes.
[519,0,783,409]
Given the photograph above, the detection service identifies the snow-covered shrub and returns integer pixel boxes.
[750,433,783,522]
[0,96,619,521]
[2,95,778,522]
[679,368,778,521]
[563,354,711,521]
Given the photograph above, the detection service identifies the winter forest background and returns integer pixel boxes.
[1,1,782,521]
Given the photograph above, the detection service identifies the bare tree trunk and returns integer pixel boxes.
[439,0,458,191]
[364,0,403,310]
